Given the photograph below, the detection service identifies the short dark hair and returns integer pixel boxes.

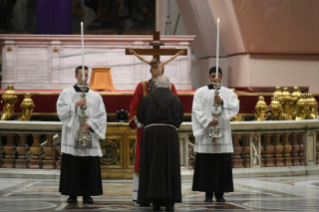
[209,66,222,76]
[75,66,89,75]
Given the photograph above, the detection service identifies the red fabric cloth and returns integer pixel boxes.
[128,81,178,175]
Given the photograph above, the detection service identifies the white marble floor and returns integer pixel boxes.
[0,175,318,211]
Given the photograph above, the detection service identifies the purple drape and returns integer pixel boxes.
[35,0,73,34]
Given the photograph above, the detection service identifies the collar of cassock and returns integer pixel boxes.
[74,84,89,93]
[207,84,220,90]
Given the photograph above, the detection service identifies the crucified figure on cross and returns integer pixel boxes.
[128,48,185,81]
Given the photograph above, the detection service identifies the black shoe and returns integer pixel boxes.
[152,205,161,211]
[204,197,213,202]
[166,205,174,211]
[67,196,77,203]
[83,196,94,204]
[216,197,225,202]
[139,203,150,207]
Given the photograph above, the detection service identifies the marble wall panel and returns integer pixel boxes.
[1,35,195,90]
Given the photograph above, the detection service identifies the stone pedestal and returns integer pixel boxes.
[16,134,29,169]
[242,134,251,168]
[232,134,244,168]
[3,134,16,168]
[282,133,293,166]
[263,134,275,167]
[273,133,284,167]
[30,134,43,169]
[43,134,56,169]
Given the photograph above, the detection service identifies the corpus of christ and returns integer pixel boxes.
[0,1,319,212]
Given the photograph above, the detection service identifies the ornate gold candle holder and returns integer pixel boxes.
[1,85,18,120]
[17,93,35,121]
[254,96,268,121]
[295,94,307,120]
[269,95,291,120]
[209,80,224,142]
[74,82,92,148]
[290,86,301,119]
[305,93,318,119]
[273,86,283,103]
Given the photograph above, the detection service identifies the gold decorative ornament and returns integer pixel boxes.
[295,94,307,120]
[100,140,120,165]
[273,86,283,103]
[269,95,291,120]
[17,93,35,121]
[281,87,292,117]
[53,46,59,52]
[0,85,18,120]
[254,96,268,121]
[308,94,318,119]
[6,46,13,52]
[231,88,244,121]
[290,86,301,119]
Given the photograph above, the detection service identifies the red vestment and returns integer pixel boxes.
[129,81,177,174]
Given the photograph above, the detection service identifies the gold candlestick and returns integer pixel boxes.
[1,85,18,120]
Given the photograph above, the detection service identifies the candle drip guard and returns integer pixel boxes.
[209,80,224,142]
[75,82,92,148]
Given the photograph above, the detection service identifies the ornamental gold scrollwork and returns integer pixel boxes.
[17,93,35,121]
[130,139,136,165]
[100,140,120,165]
[1,85,18,120]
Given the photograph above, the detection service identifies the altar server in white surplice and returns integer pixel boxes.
[192,67,239,203]
[57,66,107,204]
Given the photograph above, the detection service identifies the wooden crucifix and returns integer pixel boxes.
[125,31,187,77]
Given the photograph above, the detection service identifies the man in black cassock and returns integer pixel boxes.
[136,76,184,211]
[57,66,107,204]
[191,67,239,202]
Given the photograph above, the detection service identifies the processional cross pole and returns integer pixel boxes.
[125,31,188,62]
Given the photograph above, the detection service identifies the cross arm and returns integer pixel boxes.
[125,48,188,56]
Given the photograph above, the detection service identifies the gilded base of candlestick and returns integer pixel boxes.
[74,82,92,148]
[209,80,224,142]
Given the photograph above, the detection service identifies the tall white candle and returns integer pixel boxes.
[81,22,85,82]
[216,18,220,81]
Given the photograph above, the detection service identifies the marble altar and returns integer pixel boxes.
[0,35,195,90]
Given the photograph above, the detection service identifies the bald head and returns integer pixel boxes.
[155,76,170,88]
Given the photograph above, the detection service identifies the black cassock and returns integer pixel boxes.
[136,87,184,204]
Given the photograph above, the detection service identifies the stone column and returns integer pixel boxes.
[298,133,305,165]
[30,134,43,169]
[282,133,293,166]
[290,133,300,166]
[3,134,16,168]
[232,134,244,168]
[242,134,250,168]
[273,133,284,167]
[56,146,62,170]
[16,134,29,169]
[263,134,275,167]
[43,134,56,169]
[0,135,3,168]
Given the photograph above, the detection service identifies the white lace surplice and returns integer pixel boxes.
[57,87,107,157]
[192,86,239,153]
